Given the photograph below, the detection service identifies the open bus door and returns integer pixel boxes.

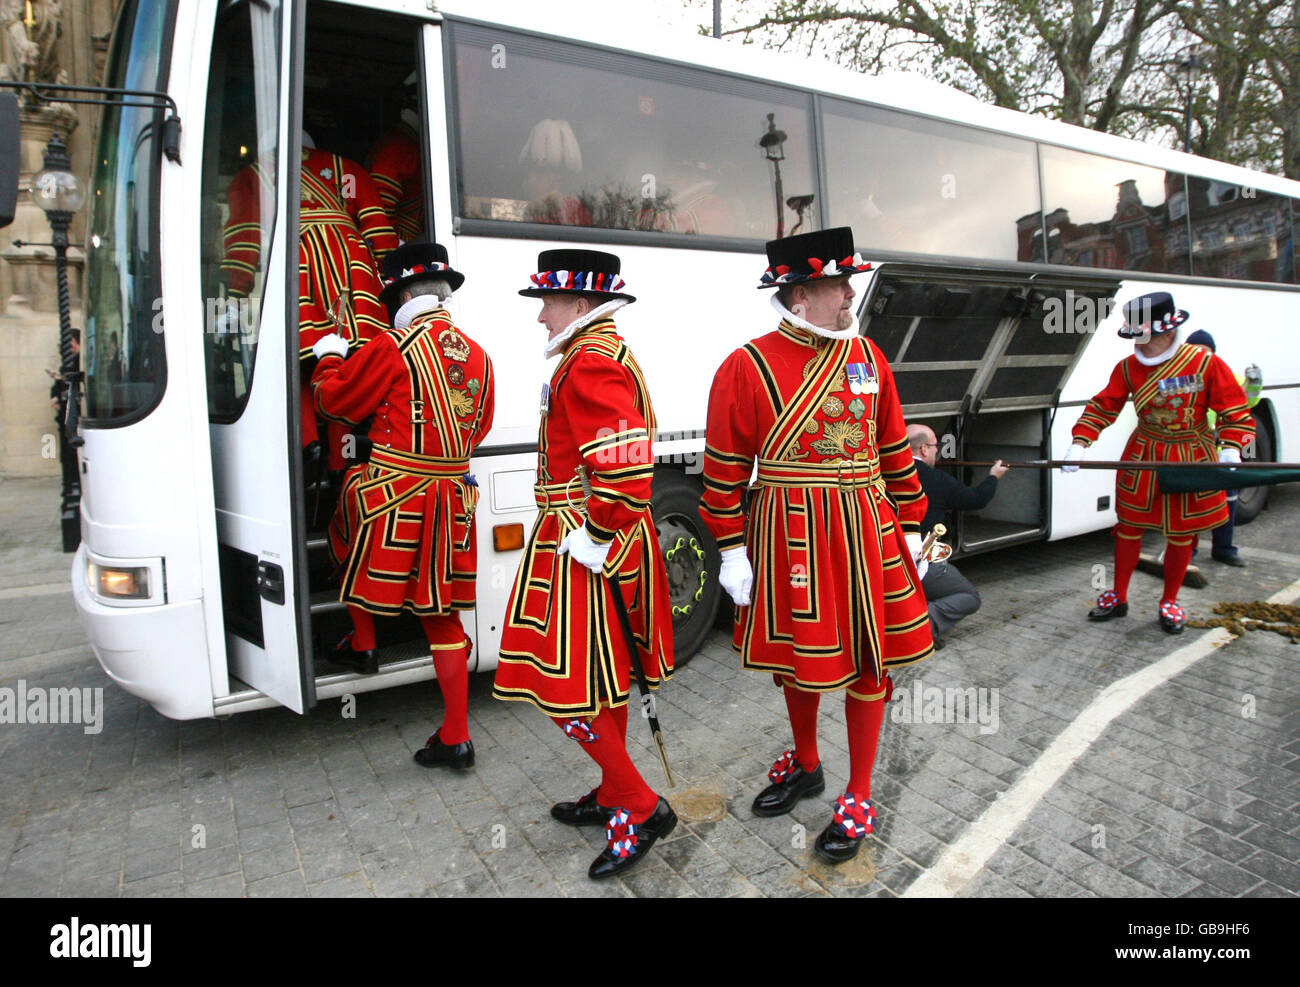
[858,262,1122,555]
[203,0,313,713]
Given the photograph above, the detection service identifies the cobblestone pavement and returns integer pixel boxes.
[1,475,1297,898]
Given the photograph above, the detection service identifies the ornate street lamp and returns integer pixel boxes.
[1177,50,1204,154]
[759,112,787,239]
[31,132,86,552]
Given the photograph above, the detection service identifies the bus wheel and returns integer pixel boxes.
[1235,412,1273,525]
[652,469,720,668]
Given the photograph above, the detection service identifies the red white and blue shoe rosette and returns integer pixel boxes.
[768,749,799,784]
[831,792,876,838]
[606,808,640,859]
[561,717,600,744]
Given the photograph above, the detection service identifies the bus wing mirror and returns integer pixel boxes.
[0,93,19,229]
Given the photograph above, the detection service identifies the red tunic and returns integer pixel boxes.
[223,149,399,456]
[700,323,933,692]
[366,123,424,243]
[1071,343,1254,535]
[310,309,494,615]
[493,320,674,716]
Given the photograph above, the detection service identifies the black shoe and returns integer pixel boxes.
[1158,601,1187,635]
[1088,590,1128,622]
[413,730,475,770]
[813,793,875,864]
[814,821,865,863]
[551,788,612,827]
[588,798,677,880]
[329,633,378,675]
[1212,553,1246,568]
[752,754,825,818]
[932,634,945,651]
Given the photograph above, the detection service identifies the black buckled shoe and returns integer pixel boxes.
[588,797,677,880]
[1088,589,1128,622]
[813,793,876,864]
[751,750,825,818]
[551,788,612,827]
[329,632,379,675]
[1158,600,1187,635]
[413,730,475,770]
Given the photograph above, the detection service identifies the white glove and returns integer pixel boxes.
[312,333,349,361]
[557,523,610,574]
[719,546,752,607]
[906,532,929,581]
[1061,442,1086,473]
[1219,447,1241,469]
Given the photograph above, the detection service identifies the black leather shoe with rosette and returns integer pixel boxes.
[588,798,678,880]
[751,749,825,817]
[1088,589,1128,622]
[1158,599,1187,635]
[813,792,876,864]
[551,788,613,827]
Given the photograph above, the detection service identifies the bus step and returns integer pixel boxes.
[306,537,330,552]
[309,591,344,615]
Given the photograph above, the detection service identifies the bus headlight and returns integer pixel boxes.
[84,552,164,607]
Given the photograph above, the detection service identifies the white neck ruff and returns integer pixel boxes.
[1133,327,1184,366]
[770,293,857,340]
[394,294,446,329]
[545,298,629,358]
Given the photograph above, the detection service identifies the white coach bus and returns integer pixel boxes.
[31,0,1299,718]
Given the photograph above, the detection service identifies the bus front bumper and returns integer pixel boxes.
[72,545,216,720]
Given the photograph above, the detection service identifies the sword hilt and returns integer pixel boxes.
[919,522,946,562]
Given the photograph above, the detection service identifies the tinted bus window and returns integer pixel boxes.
[821,100,1038,261]
[1187,178,1296,283]
[450,24,816,240]
[83,0,170,421]
[202,0,283,420]
[1040,145,1188,275]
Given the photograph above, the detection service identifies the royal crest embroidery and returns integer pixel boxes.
[438,327,471,362]
[449,388,474,418]
[823,395,845,418]
[804,418,820,435]
[848,397,866,420]
[466,378,481,396]
[811,419,865,456]
[446,364,465,386]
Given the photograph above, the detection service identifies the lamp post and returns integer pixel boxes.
[31,132,86,552]
[759,112,788,239]
[1177,50,1204,154]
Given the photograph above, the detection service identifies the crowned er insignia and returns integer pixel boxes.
[438,328,471,362]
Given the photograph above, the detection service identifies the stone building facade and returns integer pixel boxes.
[1,0,122,478]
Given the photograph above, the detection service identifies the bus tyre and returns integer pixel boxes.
[1234,411,1273,525]
[652,468,721,668]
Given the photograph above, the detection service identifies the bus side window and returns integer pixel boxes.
[449,23,817,242]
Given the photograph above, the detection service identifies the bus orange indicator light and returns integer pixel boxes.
[493,523,525,552]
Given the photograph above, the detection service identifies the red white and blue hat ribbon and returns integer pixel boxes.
[382,261,451,289]
[759,253,871,288]
[525,269,628,294]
